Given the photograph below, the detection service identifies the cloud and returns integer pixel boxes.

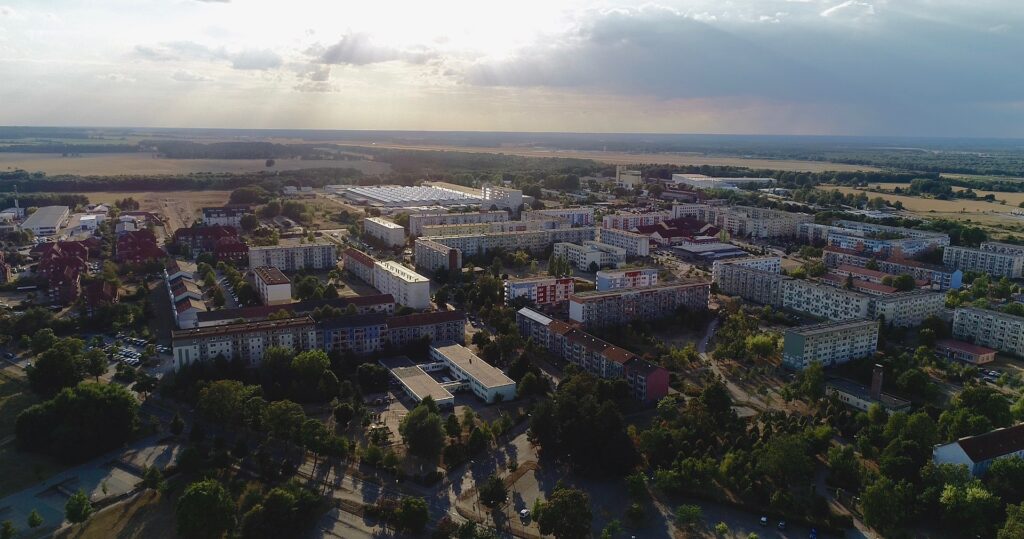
[0,6,15,17]
[100,73,136,83]
[228,48,282,70]
[133,41,282,70]
[316,34,436,66]
[194,0,230,3]
[171,70,213,82]
[820,1,875,18]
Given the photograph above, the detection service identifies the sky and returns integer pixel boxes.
[0,0,1022,137]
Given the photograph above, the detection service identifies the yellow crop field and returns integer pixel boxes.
[815,185,1024,230]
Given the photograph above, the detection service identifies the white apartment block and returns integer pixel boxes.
[481,185,523,211]
[426,227,596,257]
[672,203,722,223]
[596,268,659,291]
[953,307,1024,357]
[248,240,338,271]
[943,246,1023,278]
[803,221,950,257]
[554,241,627,271]
[171,316,318,368]
[523,207,595,227]
[372,261,431,310]
[712,256,782,279]
[981,241,1024,258]
[413,238,462,274]
[407,211,509,236]
[782,319,879,370]
[780,279,872,321]
[419,218,561,238]
[869,291,946,327]
[598,227,651,257]
[342,247,376,284]
[718,206,812,239]
[252,266,292,306]
[616,166,642,188]
[363,216,406,247]
[504,277,575,306]
[602,211,672,231]
[569,282,710,327]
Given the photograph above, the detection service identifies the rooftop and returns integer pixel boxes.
[365,216,405,230]
[517,307,553,326]
[390,366,455,403]
[195,294,395,324]
[172,315,314,339]
[343,247,375,266]
[788,319,878,337]
[571,281,708,300]
[386,309,465,329]
[21,205,69,228]
[826,378,910,410]
[432,343,514,389]
[955,424,1024,463]
[936,338,998,356]
[250,238,334,250]
[253,266,290,285]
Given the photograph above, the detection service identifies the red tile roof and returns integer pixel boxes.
[936,339,997,357]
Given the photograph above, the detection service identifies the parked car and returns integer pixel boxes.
[759,517,768,527]
[777,521,787,531]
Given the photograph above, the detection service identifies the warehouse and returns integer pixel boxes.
[20,206,70,236]
[342,186,481,207]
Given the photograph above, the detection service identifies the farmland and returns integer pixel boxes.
[0,152,390,176]
[323,141,881,172]
[860,182,1024,207]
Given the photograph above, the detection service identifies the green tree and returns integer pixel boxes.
[939,481,1001,538]
[142,465,167,492]
[176,479,236,539]
[170,412,185,436]
[999,503,1024,539]
[197,380,257,428]
[478,474,508,508]
[30,328,56,355]
[26,338,86,396]
[537,486,592,539]
[240,214,259,231]
[65,489,93,523]
[445,413,461,438]
[395,497,430,534]
[861,477,913,535]
[27,510,43,529]
[985,455,1024,504]
[399,399,445,461]
[85,349,107,382]
[674,504,702,528]
[0,521,14,539]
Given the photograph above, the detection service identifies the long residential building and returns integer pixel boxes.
[601,211,672,231]
[782,319,879,370]
[568,282,710,327]
[424,227,597,257]
[553,241,626,270]
[981,241,1024,258]
[413,238,462,274]
[173,310,467,368]
[780,279,872,321]
[670,204,810,239]
[712,257,788,306]
[202,206,252,229]
[596,268,659,291]
[363,216,406,247]
[801,221,949,257]
[516,308,669,402]
[372,261,431,309]
[408,211,509,236]
[943,245,1023,278]
[953,307,1024,357]
[195,294,396,327]
[248,239,338,271]
[597,227,651,257]
[342,247,376,284]
[523,207,595,227]
[504,276,575,306]
[823,246,962,290]
[868,290,946,327]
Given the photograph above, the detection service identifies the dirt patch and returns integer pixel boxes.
[54,489,176,539]
[79,191,232,233]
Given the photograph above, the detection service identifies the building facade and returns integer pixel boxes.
[953,307,1024,357]
[523,207,595,227]
[248,240,338,271]
[413,238,463,274]
[568,282,710,327]
[342,247,375,284]
[202,206,253,229]
[601,211,672,231]
[943,246,1023,278]
[372,261,431,309]
[553,241,627,271]
[933,424,1024,476]
[596,268,660,291]
[597,227,651,257]
[481,185,523,211]
[425,227,596,257]
[429,343,516,404]
[823,246,962,290]
[407,211,509,236]
[252,266,292,305]
[172,316,318,368]
[782,319,879,370]
[504,276,575,306]
[935,339,997,365]
[363,216,407,247]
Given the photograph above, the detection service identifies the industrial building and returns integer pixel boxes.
[19,206,70,236]
[481,185,523,211]
[782,319,879,370]
[340,185,481,207]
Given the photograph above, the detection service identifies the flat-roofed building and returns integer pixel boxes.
[981,241,1024,258]
[408,211,509,236]
[481,185,523,211]
[782,319,879,370]
[597,227,651,257]
[602,211,672,231]
[953,307,1024,357]
[20,206,70,236]
[342,247,375,284]
[386,310,466,348]
[943,245,1023,278]
[553,241,626,271]
[342,185,481,208]
[504,276,575,306]
[319,313,387,355]
[425,227,596,257]
[868,290,946,327]
[823,246,962,290]
[523,207,595,227]
[802,221,950,257]
[712,258,788,306]
[780,279,871,321]
[430,343,516,403]
[827,378,911,413]
[372,261,431,309]
[363,216,406,247]
[195,294,395,327]
[596,268,659,291]
[248,239,337,271]
[252,266,292,305]
[171,316,318,368]
[936,339,997,365]
[389,365,456,408]
[202,206,253,229]
[569,282,710,328]
[413,238,462,274]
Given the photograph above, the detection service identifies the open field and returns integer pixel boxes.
[0,152,390,176]
[80,190,232,232]
[816,185,1024,231]
[861,183,1024,207]
[324,141,881,172]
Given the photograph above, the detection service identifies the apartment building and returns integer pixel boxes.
[718,206,812,239]
[943,246,1023,278]
[712,258,788,306]
[363,216,406,247]
[801,221,949,257]
[248,239,338,271]
[202,206,253,229]
[780,279,871,321]
[823,246,962,290]
[596,268,659,291]
[868,290,946,327]
[504,276,575,306]
[523,207,595,227]
[601,211,672,231]
[385,310,466,348]
[319,313,387,355]
[597,227,651,257]
[425,227,597,257]
[413,238,462,274]
[672,203,722,223]
[419,218,561,238]
[782,319,879,370]
[481,185,523,211]
[516,308,668,402]
[953,307,1024,357]
[342,246,375,283]
[553,241,627,271]
[430,343,517,404]
[172,225,239,257]
[569,282,710,328]
[372,261,431,309]
[196,294,396,327]
[981,241,1024,258]
[252,266,292,305]
[408,210,509,236]
[172,316,318,368]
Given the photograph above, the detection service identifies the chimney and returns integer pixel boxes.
[870,364,884,400]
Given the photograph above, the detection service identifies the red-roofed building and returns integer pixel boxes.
[48,265,82,306]
[116,229,166,264]
[213,236,249,263]
[34,241,90,278]
[936,339,997,365]
[82,280,120,315]
[172,225,238,257]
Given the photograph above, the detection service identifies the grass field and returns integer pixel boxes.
[326,141,881,172]
[861,183,1024,207]
[816,185,1024,232]
[79,190,233,232]
[0,152,390,176]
